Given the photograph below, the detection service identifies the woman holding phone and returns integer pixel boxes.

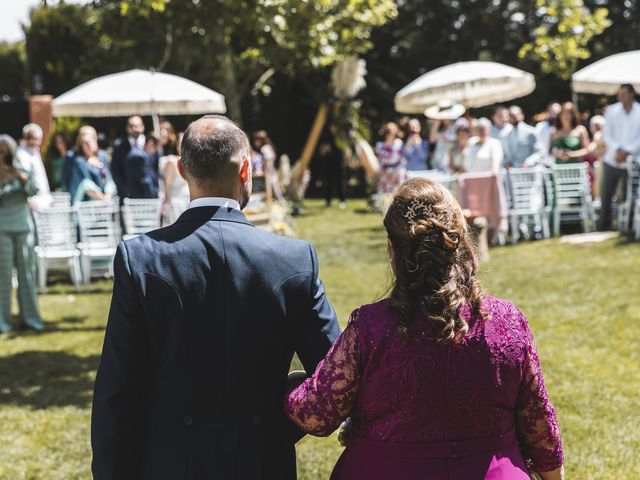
[0,134,43,333]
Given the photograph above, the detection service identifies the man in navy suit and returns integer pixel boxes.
[91,115,341,479]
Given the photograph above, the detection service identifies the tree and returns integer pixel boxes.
[117,0,397,122]
[0,42,27,99]
[518,0,611,80]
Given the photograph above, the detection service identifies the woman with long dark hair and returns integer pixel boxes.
[285,179,564,480]
[550,102,590,164]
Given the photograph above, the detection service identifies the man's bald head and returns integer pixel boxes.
[180,115,251,185]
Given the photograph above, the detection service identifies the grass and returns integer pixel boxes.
[1,199,639,479]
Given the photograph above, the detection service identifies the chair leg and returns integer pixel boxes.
[543,210,550,239]
[70,256,82,291]
[554,210,560,237]
[510,214,518,245]
[81,255,91,285]
[37,257,47,290]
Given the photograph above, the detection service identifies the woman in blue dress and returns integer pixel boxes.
[403,118,430,171]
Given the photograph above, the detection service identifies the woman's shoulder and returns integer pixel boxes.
[473,295,533,348]
[350,299,394,331]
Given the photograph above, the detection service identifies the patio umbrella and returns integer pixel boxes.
[52,69,226,131]
[395,61,536,114]
[572,51,640,95]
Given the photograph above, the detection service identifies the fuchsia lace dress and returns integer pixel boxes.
[285,296,563,479]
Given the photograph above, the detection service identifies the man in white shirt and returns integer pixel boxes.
[15,123,52,210]
[535,102,561,167]
[490,106,514,166]
[507,105,543,168]
[598,84,640,231]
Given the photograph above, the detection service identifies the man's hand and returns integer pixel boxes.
[615,148,628,163]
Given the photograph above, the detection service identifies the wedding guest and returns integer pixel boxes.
[286,178,564,480]
[599,84,640,230]
[15,123,52,210]
[449,124,471,174]
[491,106,514,166]
[159,120,176,157]
[463,118,503,174]
[508,105,542,168]
[550,102,590,165]
[252,130,285,202]
[587,115,606,198]
[376,122,406,193]
[160,132,189,225]
[403,118,430,171]
[427,102,464,173]
[111,115,146,199]
[45,132,69,191]
[122,132,159,199]
[319,130,346,209]
[63,132,116,204]
[0,134,43,333]
[535,102,561,166]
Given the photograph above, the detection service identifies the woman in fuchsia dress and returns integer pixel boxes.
[286,178,564,480]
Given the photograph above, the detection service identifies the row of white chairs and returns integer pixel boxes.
[33,197,162,289]
[408,161,640,243]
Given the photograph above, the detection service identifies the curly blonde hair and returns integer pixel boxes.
[383,178,484,342]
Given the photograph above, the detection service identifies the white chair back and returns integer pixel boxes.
[33,207,77,252]
[620,157,640,232]
[507,168,545,211]
[552,163,591,206]
[76,200,120,248]
[122,198,162,238]
[50,192,72,208]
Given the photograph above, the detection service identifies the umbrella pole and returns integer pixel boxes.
[152,112,160,134]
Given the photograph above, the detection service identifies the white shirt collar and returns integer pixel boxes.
[188,197,240,210]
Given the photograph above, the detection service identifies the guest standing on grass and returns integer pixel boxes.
[45,132,69,191]
[403,118,430,171]
[0,134,43,334]
[376,122,406,193]
[286,178,564,480]
[598,84,640,231]
[111,115,146,200]
[15,123,52,210]
[160,132,190,224]
[463,118,503,174]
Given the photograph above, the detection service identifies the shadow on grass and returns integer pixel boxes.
[0,350,99,409]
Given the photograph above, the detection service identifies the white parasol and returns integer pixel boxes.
[52,69,226,131]
[395,61,536,114]
[572,51,640,95]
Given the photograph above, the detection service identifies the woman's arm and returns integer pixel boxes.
[285,310,364,436]
[163,159,177,203]
[515,310,564,477]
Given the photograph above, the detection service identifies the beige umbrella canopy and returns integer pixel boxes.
[395,61,536,114]
[53,69,226,131]
[572,51,640,95]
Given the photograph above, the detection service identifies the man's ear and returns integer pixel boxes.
[239,156,250,183]
[177,157,187,181]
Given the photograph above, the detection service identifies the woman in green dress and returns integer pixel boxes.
[45,132,69,191]
[0,134,43,333]
[550,102,590,164]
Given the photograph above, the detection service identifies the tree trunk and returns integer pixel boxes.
[213,26,243,125]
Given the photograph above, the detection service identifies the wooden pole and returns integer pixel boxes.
[292,103,328,185]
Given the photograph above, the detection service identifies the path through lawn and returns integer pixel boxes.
[1,200,638,479]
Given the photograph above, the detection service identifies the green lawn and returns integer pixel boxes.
[1,199,639,479]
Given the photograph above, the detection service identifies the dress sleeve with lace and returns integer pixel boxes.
[285,309,363,436]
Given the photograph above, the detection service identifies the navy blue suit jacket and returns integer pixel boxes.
[110,137,131,198]
[123,145,159,199]
[91,205,340,480]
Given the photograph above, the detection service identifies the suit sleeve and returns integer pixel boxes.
[91,242,149,480]
[294,243,341,373]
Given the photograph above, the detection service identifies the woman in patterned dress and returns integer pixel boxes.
[375,122,406,193]
[286,179,564,480]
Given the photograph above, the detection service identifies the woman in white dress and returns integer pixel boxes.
[462,118,503,174]
[160,132,189,225]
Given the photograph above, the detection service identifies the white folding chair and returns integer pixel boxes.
[617,157,640,234]
[76,200,119,284]
[505,168,550,244]
[551,163,595,234]
[406,170,458,199]
[50,192,72,208]
[122,198,162,240]
[633,197,640,240]
[33,206,82,290]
